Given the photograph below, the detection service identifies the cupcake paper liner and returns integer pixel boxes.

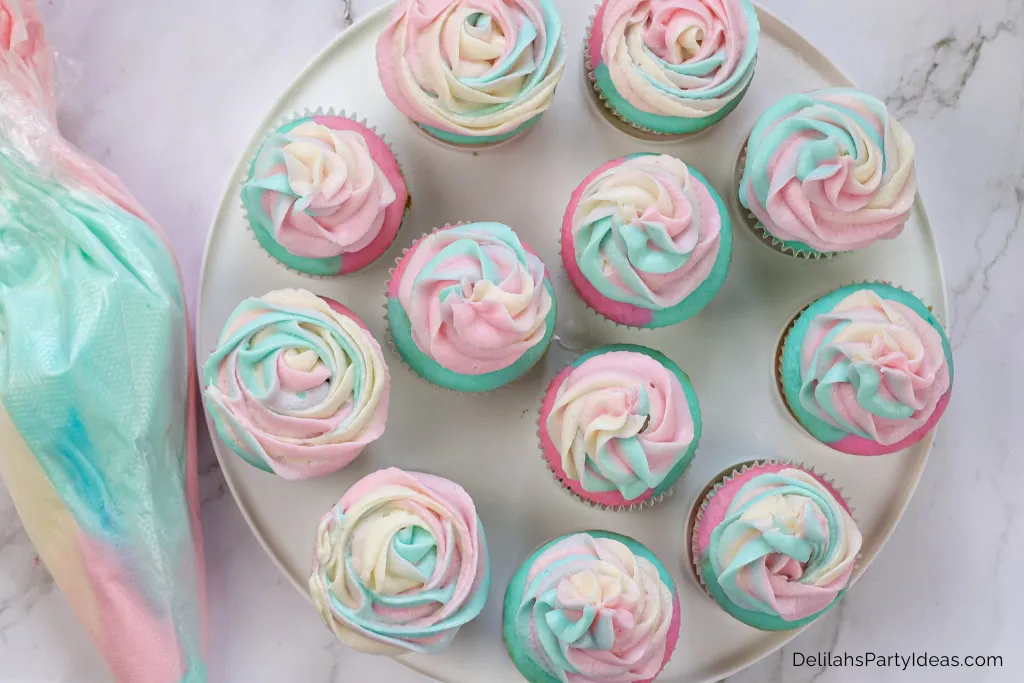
[733,134,837,260]
[241,107,411,279]
[383,223,554,394]
[687,459,860,600]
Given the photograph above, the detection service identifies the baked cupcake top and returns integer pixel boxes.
[739,88,917,254]
[562,153,729,326]
[241,115,408,275]
[782,283,953,455]
[203,289,389,479]
[309,468,489,655]
[695,464,861,628]
[389,222,555,378]
[540,345,700,506]
[376,0,567,141]
[588,0,758,131]
[504,531,678,683]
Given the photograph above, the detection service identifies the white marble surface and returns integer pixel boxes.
[0,0,1021,681]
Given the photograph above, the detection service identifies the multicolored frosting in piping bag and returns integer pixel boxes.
[587,0,759,135]
[692,463,862,631]
[376,0,567,146]
[780,283,953,455]
[203,289,389,479]
[561,153,731,328]
[387,222,557,392]
[503,531,679,683]
[310,468,490,654]
[241,115,409,275]
[539,345,701,508]
[738,88,917,256]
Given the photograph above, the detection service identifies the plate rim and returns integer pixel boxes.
[196,3,950,681]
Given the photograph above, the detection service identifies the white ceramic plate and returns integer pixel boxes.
[197,3,947,681]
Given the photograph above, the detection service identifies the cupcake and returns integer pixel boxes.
[376,0,567,147]
[387,222,557,392]
[202,289,389,479]
[586,0,758,137]
[309,468,490,654]
[689,461,862,631]
[538,344,701,509]
[737,88,917,258]
[562,153,731,328]
[241,113,409,275]
[503,530,679,682]
[778,282,953,455]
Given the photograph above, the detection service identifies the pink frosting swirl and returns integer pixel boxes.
[568,154,722,310]
[244,119,402,259]
[799,289,951,446]
[309,468,489,654]
[394,222,553,375]
[543,348,697,503]
[511,533,677,683]
[739,88,917,253]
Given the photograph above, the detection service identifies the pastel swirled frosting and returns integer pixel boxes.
[503,531,679,683]
[588,0,759,135]
[309,468,490,654]
[376,0,567,145]
[242,115,409,275]
[561,153,732,328]
[387,222,557,392]
[781,283,953,455]
[738,88,917,255]
[693,463,862,631]
[202,289,389,479]
[540,345,701,508]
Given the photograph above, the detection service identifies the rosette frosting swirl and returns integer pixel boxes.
[543,347,699,503]
[569,154,723,310]
[242,116,408,274]
[203,289,389,479]
[702,467,861,623]
[508,532,678,683]
[309,468,490,654]
[376,0,567,140]
[393,222,554,376]
[739,88,917,253]
[795,288,952,449]
[590,0,758,129]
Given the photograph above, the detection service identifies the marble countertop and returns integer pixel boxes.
[1,0,1021,681]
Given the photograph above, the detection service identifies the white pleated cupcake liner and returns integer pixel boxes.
[240,107,411,279]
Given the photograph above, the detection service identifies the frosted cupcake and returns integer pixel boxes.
[503,531,679,683]
[562,153,731,328]
[387,222,557,392]
[241,113,409,275]
[689,461,862,631]
[778,283,953,455]
[737,88,917,257]
[202,289,389,479]
[586,0,759,137]
[310,468,490,654]
[539,344,701,509]
[376,0,566,147]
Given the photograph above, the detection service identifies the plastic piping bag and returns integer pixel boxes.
[0,2,207,681]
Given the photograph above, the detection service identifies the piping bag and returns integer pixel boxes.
[0,2,207,681]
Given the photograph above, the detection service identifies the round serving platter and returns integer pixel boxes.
[197,2,947,681]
